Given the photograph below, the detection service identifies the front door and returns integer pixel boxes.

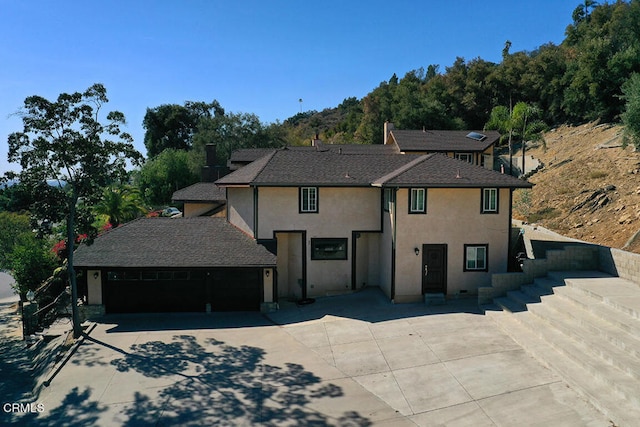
[422,244,447,294]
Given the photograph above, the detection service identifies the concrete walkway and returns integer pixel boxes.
[4,288,609,426]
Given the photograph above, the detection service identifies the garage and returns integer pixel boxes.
[101,268,262,313]
[74,217,276,314]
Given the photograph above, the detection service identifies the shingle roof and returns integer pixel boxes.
[217,150,277,186]
[228,143,398,165]
[74,217,276,268]
[313,141,400,155]
[217,150,531,189]
[229,148,278,163]
[219,150,416,186]
[172,182,226,202]
[374,154,531,188]
[390,129,499,152]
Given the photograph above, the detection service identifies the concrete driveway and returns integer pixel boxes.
[13,288,608,426]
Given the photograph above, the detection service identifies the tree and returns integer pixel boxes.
[485,102,546,176]
[512,102,546,175]
[7,83,143,337]
[143,101,224,158]
[136,149,200,206]
[94,185,147,227]
[0,211,32,269]
[9,238,58,300]
[193,111,282,165]
[621,73,640,150]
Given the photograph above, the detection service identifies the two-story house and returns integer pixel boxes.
[73,126,527,314]
[216,148,530,303]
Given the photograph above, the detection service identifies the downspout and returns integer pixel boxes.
[508,188,514,270]
[253,186,259,239]
[391,188,397,301]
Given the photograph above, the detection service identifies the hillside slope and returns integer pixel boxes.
[516,122,640,254]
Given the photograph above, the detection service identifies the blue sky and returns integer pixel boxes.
[0,0,580,174]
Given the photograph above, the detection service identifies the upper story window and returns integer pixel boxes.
[455,153,473,163]
[481,188,498,214]
[300,187,318,213]
[409,188,426,214]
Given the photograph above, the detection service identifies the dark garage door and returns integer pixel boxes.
[104,269,262,313]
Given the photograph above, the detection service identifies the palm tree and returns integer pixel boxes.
[485,102,546,176]
[94,185,147,227]
[512,102,546,176]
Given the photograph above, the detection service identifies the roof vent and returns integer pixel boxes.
[466,132,487,141]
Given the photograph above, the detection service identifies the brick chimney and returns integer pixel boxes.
[201,143,218,182]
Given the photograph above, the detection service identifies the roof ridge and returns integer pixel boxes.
[216,149,277,186]
[372,154,433,186]
[251,149,279,182]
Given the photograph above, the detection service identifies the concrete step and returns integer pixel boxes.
[485,308,640,426]
[424,293,446,305]
[522,279,640,348]
[506,289,541,306]
[493,296,640,407]
[562,276,640,320]
[531,276,563,292]
[526,300,640,379]
[541,288,640,353]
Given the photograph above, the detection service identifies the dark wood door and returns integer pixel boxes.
[422,244,447,294]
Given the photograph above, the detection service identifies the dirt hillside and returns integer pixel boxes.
[514,122,640,254]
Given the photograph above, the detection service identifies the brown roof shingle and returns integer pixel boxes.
[172,182,226,202]
[374,154,531,188]
[217,150,531,189]
[390,129,499,152]
[74,217,276,268]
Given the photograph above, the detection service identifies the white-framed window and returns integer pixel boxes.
[482,188,498,213]
[300,187,318,213]
[455,153,473,163]
[409,188,426,214]
[465,244,488,271]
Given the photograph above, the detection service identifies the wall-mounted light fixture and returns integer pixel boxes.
[93,272,99,280]
[414,247,420,256]
[265,270,270,278]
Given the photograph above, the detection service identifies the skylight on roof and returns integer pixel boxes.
[466,132,487,141]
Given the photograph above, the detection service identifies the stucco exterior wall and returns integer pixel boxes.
[227,187,255,237]
[263,268,274,303]
[87,269,102,305]
[259,187,381,296]
[257,187,380,239]
[275,231,305,300]
[393,187,511,300]
[184,202,223,218]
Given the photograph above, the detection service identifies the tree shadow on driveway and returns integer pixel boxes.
[105,334,371,426]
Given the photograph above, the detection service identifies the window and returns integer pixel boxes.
[482,188,498,213]
[300,187,318,213]
[311,238,347,260]
[466,132,486,141]
[384,188,395,212]
[409,188,426,214]
[465,244,488,271]
[455,153,473,163]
